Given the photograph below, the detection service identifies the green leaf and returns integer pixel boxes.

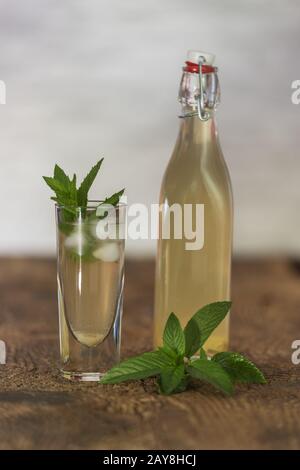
[191,301,231,348]
[159,364,185,395]
[43,176,68,195]
[102,188,125,206]
[157,346,178,363]
[54,164,70,188]
[212,352,266,384]
[70,173,77,204]
[187,359,233,395]
[184,317,201,357]
[199,348,207,360]
[100,350,172,384]
[45,165,77,211]
[77,159,104,207]
[96,188,125,219]
[173,375,189,394]
[52,191,77,211]
[163,313,185,355]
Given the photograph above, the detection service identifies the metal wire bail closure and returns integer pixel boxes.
[179,55,215,120]
[197,56,210,121]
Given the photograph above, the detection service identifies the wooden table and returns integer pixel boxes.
[0,258,299,450]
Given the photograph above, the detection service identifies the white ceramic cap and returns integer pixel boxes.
[187,50,215,65]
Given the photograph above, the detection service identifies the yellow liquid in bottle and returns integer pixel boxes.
[154,117,233,355]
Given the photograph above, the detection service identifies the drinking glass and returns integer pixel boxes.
[56,202,126,381]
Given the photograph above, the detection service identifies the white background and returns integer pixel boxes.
[0,0,299,257]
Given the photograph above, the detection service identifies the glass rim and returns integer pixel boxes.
[55,200,127,210]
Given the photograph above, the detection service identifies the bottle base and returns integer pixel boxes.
[60,370,104,382]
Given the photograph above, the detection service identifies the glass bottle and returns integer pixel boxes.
[154,51,233,355]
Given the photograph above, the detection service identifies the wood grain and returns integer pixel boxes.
[0,257,300,450]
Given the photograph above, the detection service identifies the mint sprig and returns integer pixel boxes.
[100,302,266,396]
[43,159,125,239]
[43,159,124,214]
[43,160,125,259]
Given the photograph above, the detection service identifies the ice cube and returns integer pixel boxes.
[64,229,86,255]
[93,242,120,262]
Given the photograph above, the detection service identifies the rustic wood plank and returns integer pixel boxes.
[0,258,299,449]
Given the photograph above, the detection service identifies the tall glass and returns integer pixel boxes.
[56,202,126,381]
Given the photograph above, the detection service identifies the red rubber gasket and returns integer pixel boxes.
[183,61,216,74]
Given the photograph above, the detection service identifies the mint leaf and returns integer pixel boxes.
[187,359,233,395]
[199,348,207,360]
[54,164,70,188]
[173,375,189,394]
[44,167,77,210]
[191,301,231,347]
[163,313,185,355]
[157,346,178,363]
[184,317,201,357]
[212,352,266,384]
[102,188,125,206]
[159,364,185,395]
[43,176,68,195]
[96,188,125,219]
[70,173,77,204]
[100,350,172,384]
[77,159,103,207]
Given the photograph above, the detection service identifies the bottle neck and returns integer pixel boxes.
[177,64,220,146]
[178,64,220,123]
[179,113,218,145]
